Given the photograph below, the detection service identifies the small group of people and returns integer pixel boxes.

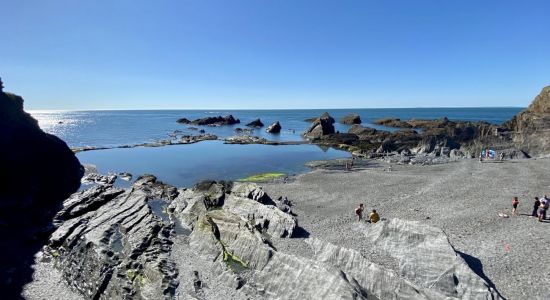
[355,203,380,223]
[511,195,549,222]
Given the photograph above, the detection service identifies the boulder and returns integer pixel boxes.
[266,121,281,133]
[440,146,451,157]
[362,219,502,299]
[0,85,83,297]
[230,182,271,204]
[223,195,297,238]
[81,172,117,185]
[340,113,362,125]
[303,112,335,139]
[189,210,369,299]
[245,118,264,128]
[449,148,465,158]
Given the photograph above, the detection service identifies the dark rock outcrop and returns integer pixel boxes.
[178,115,240,126]
[245,119,264,128]
[303,112,335,139]
[266,121,281,133]
[0,84,83,297]
[504,85,550,156]
[374,118,412,128]
[176,117,191,124]
[340,114,362,125]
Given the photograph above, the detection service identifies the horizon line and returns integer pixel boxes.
[27,105,526,113]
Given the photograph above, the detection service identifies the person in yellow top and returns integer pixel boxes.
[368,209,380,223]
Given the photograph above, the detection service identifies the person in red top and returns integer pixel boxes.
[355,203,364,221]
[512,197,519,215]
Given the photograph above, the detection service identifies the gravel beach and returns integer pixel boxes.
[263,158,550,300]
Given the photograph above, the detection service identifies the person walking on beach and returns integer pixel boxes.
[355,203,364,221]
[368,209,380,223]
[512,197,519,215]
[532,197,541,217]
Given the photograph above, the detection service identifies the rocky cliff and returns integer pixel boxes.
[505,85,550,156]
[0,88,83,298]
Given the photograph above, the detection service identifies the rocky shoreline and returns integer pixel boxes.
[24,172,505,299]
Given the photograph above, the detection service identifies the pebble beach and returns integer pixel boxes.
[264,158,550,300]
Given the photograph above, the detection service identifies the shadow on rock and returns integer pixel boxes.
[456,250,507,300]
[291,226,311,238]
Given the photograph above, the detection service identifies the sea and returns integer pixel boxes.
[30,108,522,188]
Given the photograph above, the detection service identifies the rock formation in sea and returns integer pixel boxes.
[30,175,502,299]
[504,85,550,156]
[177,115,240,126]
[245,118,264,128]
[0,79,84,298]
[265,121,282,133]
[303,112,336,139]
[340,113,362,124]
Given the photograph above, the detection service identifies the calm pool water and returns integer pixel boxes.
[77,141,350,188]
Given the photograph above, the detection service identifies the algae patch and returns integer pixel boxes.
[223,248,248,273]
[237,172,285,182]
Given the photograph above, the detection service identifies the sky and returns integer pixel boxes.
[1,0,549,110]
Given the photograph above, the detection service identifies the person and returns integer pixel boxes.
[368,209,380,223]
[499,152,504,161]
[355,203,364,221]
[539,196,549,221]
[512,197,519,214]
[532,197,541,217]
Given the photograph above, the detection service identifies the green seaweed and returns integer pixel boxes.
[222,248,248,273]
[237,172,285,182]
[127,269,146,287]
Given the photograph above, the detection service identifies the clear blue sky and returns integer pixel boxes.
[2,0,549,110]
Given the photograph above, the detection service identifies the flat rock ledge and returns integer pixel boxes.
[27,176,502,299]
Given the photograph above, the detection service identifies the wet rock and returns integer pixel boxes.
[303,112,335,139]
[340,113,362,125]
[265,121,281,133]
[245,119,264,128]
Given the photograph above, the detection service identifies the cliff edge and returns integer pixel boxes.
[505,85,550,156]
[0,81,83,298]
